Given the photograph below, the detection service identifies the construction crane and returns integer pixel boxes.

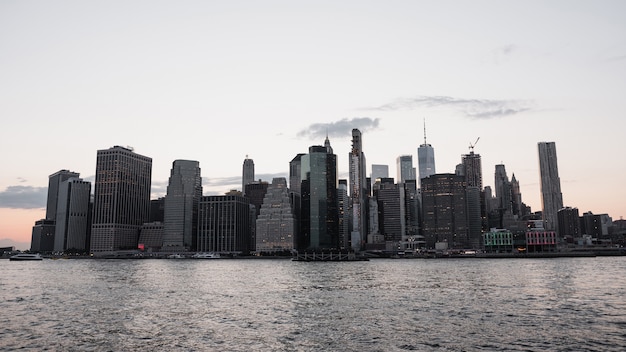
[469,137,480,153]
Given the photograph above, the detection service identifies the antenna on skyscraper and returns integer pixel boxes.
[423,117,428,145]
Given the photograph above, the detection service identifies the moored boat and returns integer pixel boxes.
[191,252,221,259]
[9,253,43,261]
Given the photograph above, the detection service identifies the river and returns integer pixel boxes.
[1,257,625,351]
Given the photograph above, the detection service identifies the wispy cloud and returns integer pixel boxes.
[0,186,47,209]
[366,95,532,119]
[297,117,380,140]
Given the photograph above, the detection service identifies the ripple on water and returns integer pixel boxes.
[1,257,626,351]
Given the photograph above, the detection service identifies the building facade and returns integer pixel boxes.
[396,155,416,184]
[255,178,295,253]
[90,146,152,253]
[299,143,339,251]
[417,122,436,188]
[54,178,91,252]
[349,129,367,250]
[538,142,563,232]
[242,156,255,196]
[197,195,252,254]
[46,169,80,221]
[421,173,468,249]
[162,160,202,252]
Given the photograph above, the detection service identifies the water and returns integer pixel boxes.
[1,257,625,351]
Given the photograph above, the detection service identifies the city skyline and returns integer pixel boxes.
[1,1,625,248]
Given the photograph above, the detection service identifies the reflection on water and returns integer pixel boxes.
[1,257,625,351]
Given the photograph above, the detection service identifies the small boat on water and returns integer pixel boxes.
[167,254,185,259]
[9,253,43,261]
[192,252,221,259]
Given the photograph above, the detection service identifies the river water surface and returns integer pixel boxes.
[1,257,625,351]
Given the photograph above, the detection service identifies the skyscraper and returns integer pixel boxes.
[462,150,483,245]
[417,121,436,188]
[371,164,389,187]
[162,160,202,251]
[349,129,367,250]
[46,169,80,220]
[374,178,405,246]
[396,155,416,184]
[461,150,482,190]
[255,177,295,253]
[298,143,339,251]
[54,177,91,252]
[494,164,512,214]
[337,179,350,250]
[538,142,563,232]
[289,153,305,195]
[242,156,255,195]
[421,173,468,248]
[90,146,152,254]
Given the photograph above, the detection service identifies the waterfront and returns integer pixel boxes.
[1,257,625,351]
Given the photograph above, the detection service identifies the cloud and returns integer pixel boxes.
[367,95,532,119]
[0,186,47,209]
[297,117,380,140]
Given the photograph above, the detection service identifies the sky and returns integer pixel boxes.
[1,0,625,249]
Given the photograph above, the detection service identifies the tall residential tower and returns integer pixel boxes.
[538,142,563,232]
[349,129,367,250]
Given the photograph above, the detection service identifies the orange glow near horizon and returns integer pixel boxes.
[0,208,44,245]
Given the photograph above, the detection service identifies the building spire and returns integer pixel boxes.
[423,117,428,145]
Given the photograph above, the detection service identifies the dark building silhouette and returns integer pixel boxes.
[421,173,468,249]
[558,207,580,241]
[197,195,252,254]
[297,142,339,251]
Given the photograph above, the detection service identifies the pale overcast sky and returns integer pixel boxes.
[1,0,625,247]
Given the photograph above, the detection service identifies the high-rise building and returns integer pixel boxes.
[54,177,91,252]
[244,180,269,217]
[374,178,405,246]
[371,164,389,187]
[197,195,252,254]
[289,153,305,195]
[30,219,55,253]
[337,179,350,250]
[558,207,580,240]
[461,150,483,246]
[242,156,255,196]
[421,174,468,249]
[255,177,295,253]
[349,129,367,250]
[46,170,80,220]
[461,151,482,190]
[149,197,165,222]
[90,146,152,253]
[538,142,563,232]
[396,155,416,184]
[162,160,202,252]
[298,143,339,251]
[417,121,436,188]
[494,164,512,214]
[245,180,269,253]
[510,174,523,217]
